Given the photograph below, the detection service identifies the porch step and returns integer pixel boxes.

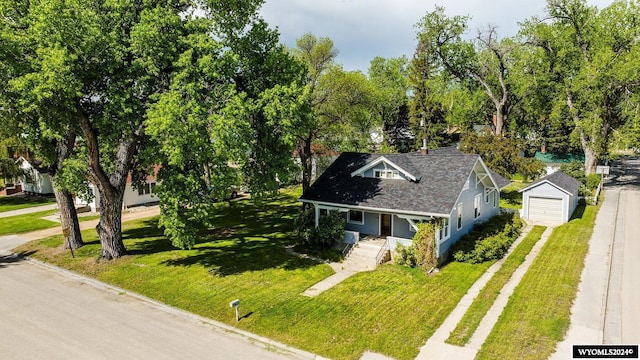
[341,242,384,270]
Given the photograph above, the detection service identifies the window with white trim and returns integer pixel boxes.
[347,210,364,224]
[485,188,491,203]
[457,203,463,229]
[374,169,399,179]
[493,190,498,208]
[474,194,482,219]
[137,182,155,195]
[437,218,450,242]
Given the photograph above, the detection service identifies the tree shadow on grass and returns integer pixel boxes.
[162,237,319,277]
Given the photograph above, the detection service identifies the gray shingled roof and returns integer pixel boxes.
[520,171,581,196]
[300,151,485,216]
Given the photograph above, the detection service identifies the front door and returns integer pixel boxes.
[380,214,392,237]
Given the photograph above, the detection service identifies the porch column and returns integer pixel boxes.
[314,204,320,228]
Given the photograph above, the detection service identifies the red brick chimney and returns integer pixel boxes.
[420,138,428,155]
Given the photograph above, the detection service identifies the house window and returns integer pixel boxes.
[374,169,399,179]
[347,210,364,224]
[493,190,498,208]
[138,183,151,196]
[437,218,450,241]
[457,203,463,229]
[474,194,481,219]
[319,208,328,216]
[150,182,157,193]
[485,188,491,203]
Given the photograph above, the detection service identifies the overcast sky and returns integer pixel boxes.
[259,0,615,73]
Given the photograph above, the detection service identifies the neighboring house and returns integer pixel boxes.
[519,171,581,224]
[300,147,510,261]
[535,151,585,175]
[76,166,161,212]
[17,157,54,195]
[292,144,339,183]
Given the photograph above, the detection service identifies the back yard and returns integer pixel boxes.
[15,187,493,360]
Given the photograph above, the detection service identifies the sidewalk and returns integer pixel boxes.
[550,189,620,358]
[416,223,554,360]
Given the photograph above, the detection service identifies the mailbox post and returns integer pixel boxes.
[229,299,240,322]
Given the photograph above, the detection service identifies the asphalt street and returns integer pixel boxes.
[0,218,318,360]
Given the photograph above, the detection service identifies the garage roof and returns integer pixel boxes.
[520,171,581,196]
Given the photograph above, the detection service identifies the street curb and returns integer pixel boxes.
[19,254,328,360]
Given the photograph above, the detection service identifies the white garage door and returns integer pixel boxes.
[528,197,563,222]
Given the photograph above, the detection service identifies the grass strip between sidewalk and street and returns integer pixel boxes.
[476,203,598,360]
[0,210,101,236]
[15,187,494,360]
[446,225,547,346]
[0,196,56,212]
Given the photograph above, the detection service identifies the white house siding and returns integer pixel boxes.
[122,182,158,208]
[521,182,575,223]
[19,161,53,195]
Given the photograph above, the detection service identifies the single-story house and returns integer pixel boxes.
[17,157,54,195]
[76,166,161,212]
[300,147,510,261]
[519,171,581,223]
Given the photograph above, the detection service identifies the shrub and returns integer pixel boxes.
[395,222,437,270]
[450,212,523,264]
[585,174,601,191]
[295,208,345,249]
[559,161,586,183]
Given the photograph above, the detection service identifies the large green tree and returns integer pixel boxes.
[1,0,264,258]
[368,56,412,152]
[146,17,308,249]
[521,0,640,174]
[413,7,521,136]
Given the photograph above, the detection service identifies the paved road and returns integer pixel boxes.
[604,157,640,344]
[0,250,317,360]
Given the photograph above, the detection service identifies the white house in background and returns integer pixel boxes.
[300,147,511,262]
[519,171,581,224]
[17,157,54,195]
[76,166,161,212]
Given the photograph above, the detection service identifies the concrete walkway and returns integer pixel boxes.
[0,203,58,218]
[416,223,554,360]
[302,241,381,297]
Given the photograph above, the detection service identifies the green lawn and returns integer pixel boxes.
[476,203,598,360]
[0,195,56,212]
[500,182,528,210]
[0,210,58,235]
[446,225,547,346]
[16,187,493,360]
[0,211,101,236]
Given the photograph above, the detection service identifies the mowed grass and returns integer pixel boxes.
[500,182,528,210]
[15,187,493,360]
[446,225,547,346]
[476,203,598,360]
[0,195,56,212]
[0,210,100,236]
[0,210,58,235]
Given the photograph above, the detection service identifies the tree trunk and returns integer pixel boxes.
[96,188,126,260]
[299,136,313,194]
[581,133,599,175]
[494,105,505,136]
[48,127,83,250]
[52,185,84,250]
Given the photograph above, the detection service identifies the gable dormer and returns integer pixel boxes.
[350,156,419,181]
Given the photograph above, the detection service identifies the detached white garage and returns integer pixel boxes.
[520,171,581,223]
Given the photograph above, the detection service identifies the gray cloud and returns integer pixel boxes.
[260,0,614,73]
